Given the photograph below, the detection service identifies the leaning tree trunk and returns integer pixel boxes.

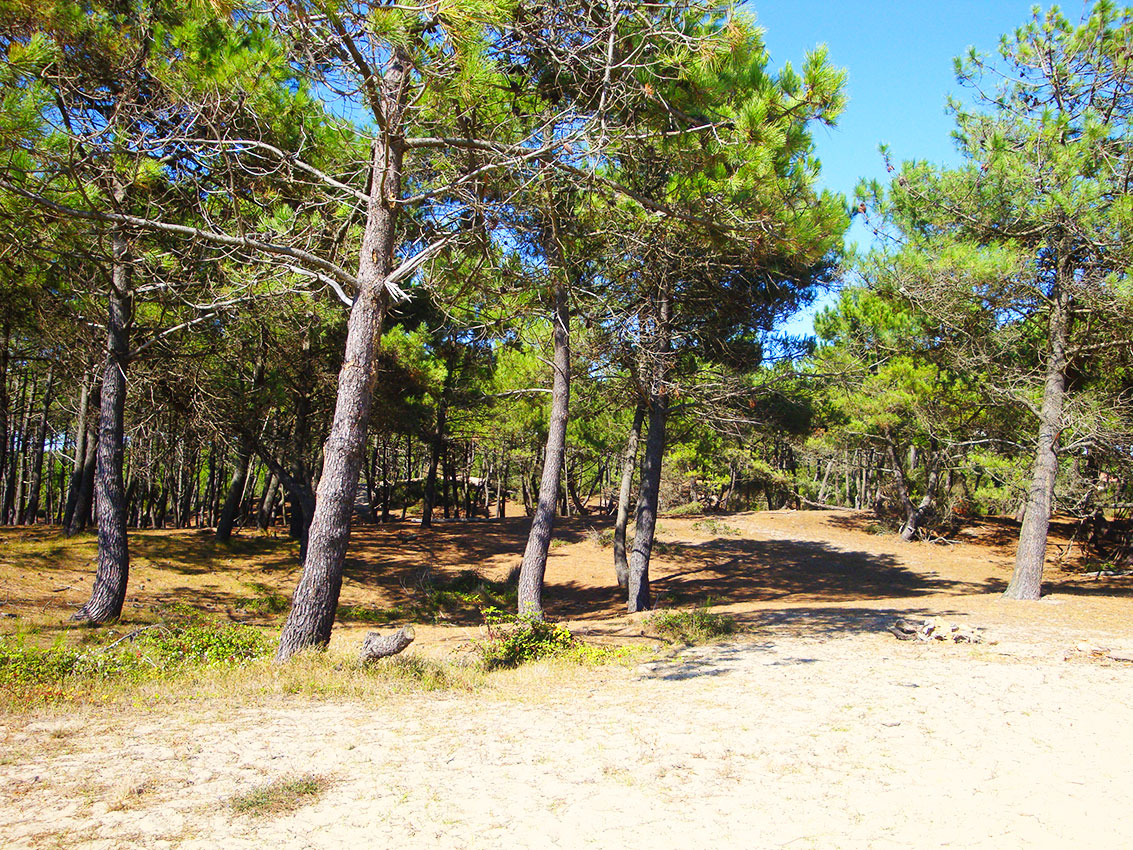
[276,60,407,662]
[613,401,645,590]
[516,278,571,620]
[215,443,252,542]
[1004,284,1070,600]
[74,234,132,623]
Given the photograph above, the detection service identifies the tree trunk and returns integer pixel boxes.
[0,315,9,521]
[613,401,645,590]
[627,291,672,614]
[276,57,407,661]
[627,393,668,613]
[75,234,132,623]
[516,278,571,619]
[22,366,54,524]
[421,404,446,529]
[1004,283,1070,600]
[257,471,281,530]
[215,443,252,542]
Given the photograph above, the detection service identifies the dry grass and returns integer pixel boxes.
[229,773,332,817]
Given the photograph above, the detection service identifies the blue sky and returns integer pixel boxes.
[756,0,1087,333]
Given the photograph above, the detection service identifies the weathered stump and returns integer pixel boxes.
[359,626,415,663]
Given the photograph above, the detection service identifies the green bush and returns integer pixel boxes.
[585,527,616,548]
[476,607,578,669]
[648,604,739,644]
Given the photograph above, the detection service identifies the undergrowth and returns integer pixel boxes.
[0,619,270,710]
[648,604,739,644]
[692,517,741,536]
[475,607,638,670]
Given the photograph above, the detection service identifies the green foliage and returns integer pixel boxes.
[648,604,739,644]
[664,501,705,517]
[0,621,270,707]
[475,608,578,669]
[229,774,330,817]
[691,517,740,536]
[235,583,290,616]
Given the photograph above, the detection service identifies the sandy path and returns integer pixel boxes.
[3,628,1131,850]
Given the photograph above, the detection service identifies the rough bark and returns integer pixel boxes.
[516,279,571,619]
[1004,283,1070,600]
[276,56,407,661]
[74,234,132,623]
[613,401,645,590]
[627,292,672,614]
[359,625,415,663]
[627,391,668,613]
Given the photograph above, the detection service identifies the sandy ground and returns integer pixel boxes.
[2,510,1132,848]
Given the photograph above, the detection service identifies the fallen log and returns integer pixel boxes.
[359,626,415,663]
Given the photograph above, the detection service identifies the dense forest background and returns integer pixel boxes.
[2,0,1132,657]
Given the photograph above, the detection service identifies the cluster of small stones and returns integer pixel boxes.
[889,617,984,644]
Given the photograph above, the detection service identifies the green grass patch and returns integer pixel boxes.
[0,620,271,710]
[664,501,704,517]
[235,583,290,616]
[691,517,741,536]
[229,773,330,816]
[647,604,740,644]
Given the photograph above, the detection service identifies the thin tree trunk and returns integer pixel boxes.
[276,56,407,661]
[10,375,35,524]
[215,443,252,542]
[257,470,281,530]
[421,405,446,529]
[75,234,132,623]
[22,366,54,524]
[613,401,645,590]
[1005,282,1070,600]
[517,277,571,620]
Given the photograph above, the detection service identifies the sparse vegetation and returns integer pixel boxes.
[647,604,740,644]
[229,774,331,817]
[692,518,741,537]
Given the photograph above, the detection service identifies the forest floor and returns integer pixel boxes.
[1,509,1132,848]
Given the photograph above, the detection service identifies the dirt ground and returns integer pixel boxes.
[1,510,1132,848]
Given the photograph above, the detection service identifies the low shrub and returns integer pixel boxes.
[647,604,739,644]
[476,607,578,669]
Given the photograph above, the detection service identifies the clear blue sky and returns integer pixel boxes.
[756,0,1090,334]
